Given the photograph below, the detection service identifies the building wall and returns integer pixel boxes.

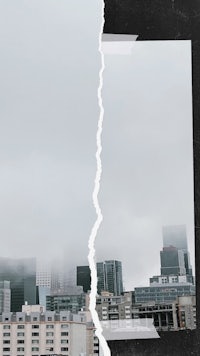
[0,281,10,313]
[0,311,88,356]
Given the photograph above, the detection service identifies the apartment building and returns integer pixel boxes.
[0,306,98,356]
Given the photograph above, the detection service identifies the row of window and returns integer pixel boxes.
[3,347,69,352]
[3,324,69,329]
[3,331,58,337]
[3,316,69,322]
[3,339,68,344]
[3,331,68,336]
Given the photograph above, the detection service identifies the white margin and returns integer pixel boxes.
[88,0,111,354]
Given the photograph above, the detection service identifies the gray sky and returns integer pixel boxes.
[0,2,195,292]
[0,0,100,267]
[96,40,194,290]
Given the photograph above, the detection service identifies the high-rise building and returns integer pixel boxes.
[77,266,91,293]
[160,246,186,276]
[162,225,188,250]
[0,281,11,313]
[0,257,37,312]
[36,257,68,294]
[36,260,51,288]
[97,260,123,296]
[162,225,193,276]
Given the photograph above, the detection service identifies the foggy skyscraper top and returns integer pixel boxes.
[161,224,193,279]
[162,225,188,251]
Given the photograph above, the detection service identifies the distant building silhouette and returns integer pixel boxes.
[76,266,91,293]
[0,257,37,312]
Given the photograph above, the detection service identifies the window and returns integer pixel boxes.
[17,325,25,329]
[46,332,54,336]
[61,340,68,344]
[3,333,10,337]
[17,332,24,337]
[33,317,38,321]
[61,324,68,329]
[61,332,68,336]
[47,317,52,321]
[61,347,68,352]
[17,340,25,344]
[32,340,39,344]
[32,325,39,329]
[3,348,10,352]
[46,340,53,344]
[3,325,10,329]
[17,347,24,351]
[32,332,39,337]
[18,317,23,321]
[46,325,54,329]
[3,340,10,344]
[32,347,39,351]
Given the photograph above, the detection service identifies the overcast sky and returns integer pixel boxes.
[0,3,195,291]
[96,40,194,290]
[0,1,100,270]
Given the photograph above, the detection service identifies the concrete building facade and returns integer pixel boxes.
[0,307,98,356]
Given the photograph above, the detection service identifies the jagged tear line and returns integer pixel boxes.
[87,0,111,355]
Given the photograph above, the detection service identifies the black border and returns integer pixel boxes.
[104,1,200,355]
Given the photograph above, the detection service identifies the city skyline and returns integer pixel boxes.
[0,222,195,294]
[96,40,194,290]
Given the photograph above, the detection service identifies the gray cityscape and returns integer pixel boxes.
[0,224,196,355]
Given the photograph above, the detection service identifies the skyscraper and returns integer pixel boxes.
[160,246,186,276]
[0,257,37,312]
[162,225,193,277]
[76,266,91,293]
[97,260,123,296]
[0,281,11,313]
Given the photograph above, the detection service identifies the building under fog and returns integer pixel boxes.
[0,281,11,313]
[162,225,193,277]
[0,257,37,312]
[76,265,91,293]
[134,225,195,305]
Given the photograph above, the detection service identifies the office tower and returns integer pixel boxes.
[0,257,37,312]
[160,246,186,276]
[162,225,193,276]
[77,266,91,293]
[36,259,51,288]
[36,258,66,293]
[37,286,51,308]
[0,281,11,313]
[97,260,123,296]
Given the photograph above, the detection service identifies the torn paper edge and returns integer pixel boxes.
[88,0,111,355]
